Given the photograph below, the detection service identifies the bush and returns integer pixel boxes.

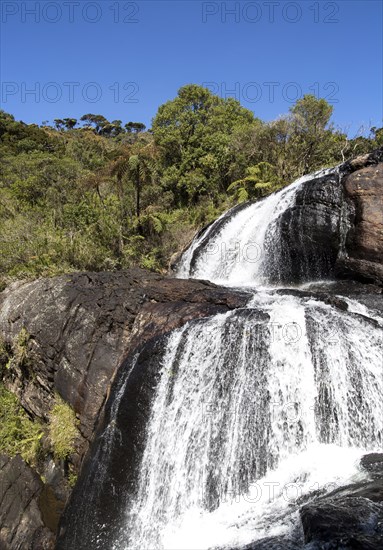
[48,396,79,460]
[0,336,11,370]
[0,383,44,465]
[13,327,31,366]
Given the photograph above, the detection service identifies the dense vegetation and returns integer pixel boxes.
[0,330,80,467]
[0,383,79,469]
[1,84,382,288]
[0,382,43,464]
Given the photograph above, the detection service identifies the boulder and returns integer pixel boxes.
[360,453,383,478]
[300,453,383,549]
[301,497,383,549]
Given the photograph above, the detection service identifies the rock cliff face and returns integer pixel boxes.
[0,270,249,548]
[266,169,348,282]
[264,151,383,285]
[0,271,248,454]
[342,163,383,283]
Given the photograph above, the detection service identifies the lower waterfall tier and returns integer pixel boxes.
[58,290,383,550]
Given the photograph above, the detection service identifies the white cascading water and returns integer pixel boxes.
[113,169,383,550]
[116,294,383,550]
[176,167,335,285]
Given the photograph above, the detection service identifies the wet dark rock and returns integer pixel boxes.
[56,335,170,549]
[274,281,383,316]
[361,454,383,479]
[0,454,55,550]
[267,171,346,283]
[274,287,350,312]
[304,280,383,314]
[300,497,383,549]
[230,533,304,549]
[266,150,383,285]
[0,269,249,459]
[300,452,383,550]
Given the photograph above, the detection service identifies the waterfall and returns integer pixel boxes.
[113,293,382,550]
[61,165,382,550]
[175,167,337,285]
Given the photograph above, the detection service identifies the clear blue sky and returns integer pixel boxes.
[1,0,382,135]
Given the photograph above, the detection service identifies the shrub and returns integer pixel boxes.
[13,327,31,367]
[0,384,44,465]
[0,336,11,369]
[48,396,79,460]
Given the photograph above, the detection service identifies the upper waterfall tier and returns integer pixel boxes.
[175,168,342,285]
[175,155,383,286]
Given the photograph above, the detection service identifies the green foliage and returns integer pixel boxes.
[0,380,80,474]
[48,396,79,461]
[290,94,333,134]
[67,465,78,487]
[1,327,35,376]
[152,84,256,204]
[0,336,11,373]
[13,327,31,367]
[228,162,280,203]
[0,383,44,465]
[0,91,380,286]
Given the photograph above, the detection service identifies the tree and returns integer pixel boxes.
[80,114,109,134]
[109,142,157,243]
[290,95,333,134]
[54,119,65,131]
[152,84,256,205]
[289,95,334,173]
[371,127,383,146]
[229,95,340,184]
[125,122,146,134]
[228,162,279,203]
[110,120,124,136]
[63,118,77,130]
[109,143,155,259]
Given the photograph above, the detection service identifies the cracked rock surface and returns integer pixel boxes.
[0,269,249,548]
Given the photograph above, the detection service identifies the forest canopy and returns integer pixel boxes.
[0,84,382,288]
